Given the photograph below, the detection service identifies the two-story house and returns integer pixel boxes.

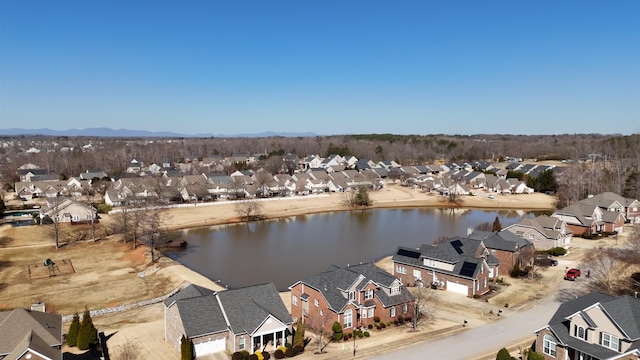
[391,237,499,297]
[504,215,572,250]
[288,263,415,334]
[467,230,536,277]
[534,292,640,360]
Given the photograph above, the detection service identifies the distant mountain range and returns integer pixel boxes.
[0,128,318,138]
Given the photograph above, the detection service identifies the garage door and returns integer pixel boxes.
[446,281,468,296]
[194,337,226,357]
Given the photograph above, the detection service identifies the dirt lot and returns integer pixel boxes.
[0,184,558,359]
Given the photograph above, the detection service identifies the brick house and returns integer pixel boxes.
[164,283,293,357]
[534,292,640,360]
[580,192,640,224]
[391,237,498,297]
[288,263,415,334]
[553,203,626,236]
[467,230,536,277]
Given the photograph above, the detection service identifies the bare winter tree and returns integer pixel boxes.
[44,195,65,249]
[305,310,334,354]
[139,201,166,263]
[111,340,142,360]
[583,248,622,295]
[234,200,264,222]
[253,169,274,198]
[408,286,438,331]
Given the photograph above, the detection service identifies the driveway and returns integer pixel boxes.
[369,275,586,360]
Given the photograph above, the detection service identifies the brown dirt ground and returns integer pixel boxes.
[1,184,559,359]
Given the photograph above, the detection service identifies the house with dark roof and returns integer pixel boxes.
[579,192,640,225]
[288,263,415,334]
[534,292,640,360]
[552,202,625,236]
[467,230,536,277]
[0,308,63,360]
[164,283,293,357]
[391,237,498,297]
[504,215,572,250]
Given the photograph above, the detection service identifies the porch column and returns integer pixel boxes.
[272,331,277,351]
[251,337,254,354]
[261,334,264,352]
[281,329,285,349]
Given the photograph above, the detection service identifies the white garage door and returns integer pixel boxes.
[446,281,468,296]
[195,337,226,357]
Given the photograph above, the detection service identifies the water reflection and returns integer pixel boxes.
[168,208,539,291]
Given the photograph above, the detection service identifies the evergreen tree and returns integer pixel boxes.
[491,216,502,232]
[66,312,80,347]
[181,335,193,360]
[77,307,98,350]
[354,186,372,206]
[293,320,305,348]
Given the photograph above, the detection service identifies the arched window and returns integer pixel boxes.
[543,334,557,357]
[344,309,352,329]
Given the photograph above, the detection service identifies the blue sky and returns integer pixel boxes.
[1,1,638,136]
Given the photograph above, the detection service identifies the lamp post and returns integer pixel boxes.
[353,331,357,357]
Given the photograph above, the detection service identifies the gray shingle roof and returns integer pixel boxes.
[293,263,411,312]
[0,309,62,357]
[541,292,640,358]
[168,283,293,338]
[468,230,531,252]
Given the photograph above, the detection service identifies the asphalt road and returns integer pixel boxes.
[370,280,584,360]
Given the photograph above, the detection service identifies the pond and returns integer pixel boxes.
[167,208,540,291]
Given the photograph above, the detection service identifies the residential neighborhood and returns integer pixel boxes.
[1,133,639,360]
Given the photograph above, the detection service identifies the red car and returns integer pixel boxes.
[564,268,581,281]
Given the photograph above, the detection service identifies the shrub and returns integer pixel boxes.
[293,344,304,354]
[496,347,513,360]
[343,335,349,342]
[277,346,287,354]
[357,331,364,338]
[254,351,264,360]
[373,316,380,323]
[548,247,567,256]
[376,325,382,330]
[510,264,522,278]
[232,352,243,360]
[347,332,353,339]
[333,332,343,341]
[273,349,285,359]
[367,324,373,329]
[381,323,387,328]
[249,354,259,360]
[527,351,544,360]
[332,321,343,334]
[284,348,298,357]
[293,320,305,348]
[364,331,370,337]
[241,350,250,360]
[262,351,271,360]
[97,204,112,214]
[473,294,480,299]
[393,320,399,326]
[404,317,412,323]
[504,303,509,308]
[398,317,404,325]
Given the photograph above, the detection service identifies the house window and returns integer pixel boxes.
[320,309,323,316]
[292,295,298,306]
[239,336,245,350]
[86,214,92,220]
[396,265,406,274]
[365,289,374,300]
[483,278,487,288]
[426,259,435,267]
[403,303,408,313]
[413,269,421,280]
[543,334,556,357]
[314,299,319,307]
[391,286,400,295]
[349,291,355,301]
[72,215,79,221]
[367,308,374,318]
[361,308,367,319]
[390,307,396,317]
[344,309,352,329]
[601,333,620,351]
[529,234,534,240]
[574,325,586,340]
